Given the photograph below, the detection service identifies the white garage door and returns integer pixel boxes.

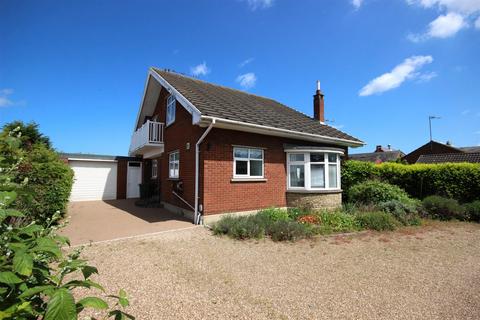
[69,160,117,201]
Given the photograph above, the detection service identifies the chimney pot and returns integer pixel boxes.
[313,81,325,123]
[375,145,383,152]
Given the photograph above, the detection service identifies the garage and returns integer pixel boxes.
[62,153,142,202]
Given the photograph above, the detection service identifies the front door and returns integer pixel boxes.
[126,162,142,198]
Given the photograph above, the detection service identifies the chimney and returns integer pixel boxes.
[375,145,383,152]
[313,80,325,123]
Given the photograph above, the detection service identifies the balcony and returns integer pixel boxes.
[129,120,164,158]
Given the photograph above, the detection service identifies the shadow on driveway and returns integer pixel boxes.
[60,199,193,245]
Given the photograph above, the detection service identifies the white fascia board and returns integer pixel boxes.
[284,149,345,154]
[200,116,364,148]
[68,158,118,163]
[133,71,152,133]
[148,69,202,124]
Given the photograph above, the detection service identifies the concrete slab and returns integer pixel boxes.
[61,199,193,245]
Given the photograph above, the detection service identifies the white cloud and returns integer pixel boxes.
[243,0,274,10]
[236,72,257,89]
[239,57,255,68]
[190,62,210,76]
[416,71,438,82]
[359,55,434,96]
[475,16,480,28]
[352,0,363,9]
[407,0,480,41]
[0,88,15,107]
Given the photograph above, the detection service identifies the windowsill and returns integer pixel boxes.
[168,178,180,181]
[286,189,342,194]
[231,178,267,182]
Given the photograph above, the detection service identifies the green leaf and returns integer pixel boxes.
[118,289,129,308]
[18,285,55,298]
[13,251,33,276]
[44,288,77,320]
[108,310,135,320]
[0,271,23,284]
[20,224,44,235]
[81,265,98,279]
[0,209,24,219]
[77,297,108,310]
[63,279,105,292]
[54,235,71,246]
[0,191,17,208]
[34,237,61,258]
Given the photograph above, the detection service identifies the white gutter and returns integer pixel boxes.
[200,116,364,147]
[194,118,216,224]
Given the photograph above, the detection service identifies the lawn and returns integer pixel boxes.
[77,221,480,319]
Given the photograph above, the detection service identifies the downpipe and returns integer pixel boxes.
[194,118,216,225]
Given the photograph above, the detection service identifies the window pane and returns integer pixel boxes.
[310,153,324,162]
[328,153,337,163]
[250,160,262,176]
[289,154,304,162]
[234,148,248,158]
[329,164,338,188]
[311,164,325,188]
[249,149,263,159]
[289,165,304,187]
[175,152,180,161]
[235,160,248,175]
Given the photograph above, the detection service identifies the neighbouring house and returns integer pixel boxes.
[403,140,480,164]
[349,145,405,163]
[128,68,364,224]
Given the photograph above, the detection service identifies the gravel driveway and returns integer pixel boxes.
[77,222,480,320]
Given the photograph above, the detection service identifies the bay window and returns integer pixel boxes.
[233,147,264,178]
[287,151,341,190]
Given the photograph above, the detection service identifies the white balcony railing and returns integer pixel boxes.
[129,120,164,155]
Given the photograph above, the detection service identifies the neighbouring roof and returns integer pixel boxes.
[459,146,480,153]
[349,150,405,163]
[60,153,141,161]
[416,152,480,164]
[151,68,363,145]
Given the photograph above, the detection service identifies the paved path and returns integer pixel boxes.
[61,199,193,245]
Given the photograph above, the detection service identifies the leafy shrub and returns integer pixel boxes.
[212,210,314,241]
[0,129,133,320]
[15,144,73,225]
[257,207,291,222]
[347,180,411,205]
[268,220,315,241]
[316,210,360,234]
[422,195,466,221]
[355,211,399,231]
[378,199,422,226]
[342,160,480,203]
[464,200,480,222]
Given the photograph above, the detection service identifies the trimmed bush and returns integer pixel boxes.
[422,195,466,221]
[268,220,315,241]
[355,211,399,231]
[342,160,480,203]
[465,201,480,222]
[347,180,411,205]
[378,200,422,226]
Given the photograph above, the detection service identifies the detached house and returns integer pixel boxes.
[129,68,363,224]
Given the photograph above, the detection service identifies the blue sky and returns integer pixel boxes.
[1,0,479,155]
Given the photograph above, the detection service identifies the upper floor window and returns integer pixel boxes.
[166,95,176,126]
[169,151,179,179]
[287,151,341,190]
[233,147,264,178]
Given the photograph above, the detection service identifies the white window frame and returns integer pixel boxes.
[151,159,158,179]
[166,95,176,126]
[168,150,179,179]
[286,151,342,191]
[233,147,264,178]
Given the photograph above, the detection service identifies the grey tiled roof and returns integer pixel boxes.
[459,146,480,153]
[152,69,362,144]
[416,152,480,164]
[349,151,404,163]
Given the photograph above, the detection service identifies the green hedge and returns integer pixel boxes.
[342,160,480,202]
[16,144,74,225]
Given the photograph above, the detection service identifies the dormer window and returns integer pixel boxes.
[166,95,176,126]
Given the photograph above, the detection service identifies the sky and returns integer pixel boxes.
[1,0,479,155]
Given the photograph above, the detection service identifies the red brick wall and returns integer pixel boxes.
[201,128,343,215]
[116,159,127,199]
[147,88,204,210]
